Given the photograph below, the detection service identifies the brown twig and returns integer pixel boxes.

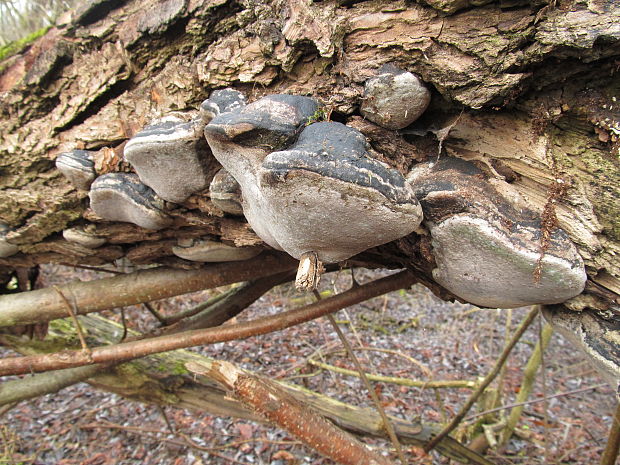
[601,402,620,465]
[0,271,416,376]
[424,306,539,452]
[143,302,168,325]
[190,360,393,465]
[53,285,90,353]
[464,383,609,422]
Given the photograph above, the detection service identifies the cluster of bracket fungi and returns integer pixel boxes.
[1,65,614,384]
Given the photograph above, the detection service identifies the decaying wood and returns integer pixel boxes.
[0,312,493,465]
[193,359,393,465]
[0,0,617,312]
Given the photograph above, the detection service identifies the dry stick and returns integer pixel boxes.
[601,402,620,465]
[498,322,553,446]
[191,360,393,465]
[424,306,539,452]
[143,302,168,326]
[0,252,297,327]
[465,384,608,422]
[53,285,90,352]
[0,270,416,376]
[307,359,477,389]
[322,307,406,465]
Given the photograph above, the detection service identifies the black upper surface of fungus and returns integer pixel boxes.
[263,122,414,205]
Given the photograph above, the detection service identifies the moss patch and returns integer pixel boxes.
[0,26,50,63]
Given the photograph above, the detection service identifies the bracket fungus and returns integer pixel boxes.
[124,116,215,203]
[204,94,424,270]
[55,149,97,191]
[89,173,172,230]
[172,238,261,262]
[360,65,431,130]
[408,157,587,308]
[62,226,106,249]
[209,169,244,215]
[0,223,19,258]
[200,88,247,124]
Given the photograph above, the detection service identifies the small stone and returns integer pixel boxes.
[89,173,172,230]
[209,169,244,215]
[56,150,97,190]
[360,65,431,130]
[172,239,261,262]
[62,227,106,249]
[124,116,216,203]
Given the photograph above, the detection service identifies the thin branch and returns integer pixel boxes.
[601,402,620,465]
[424,306,539,452]
[323,308,406,465]
[464,383,609,422]
[0,270,416,376]
[307,359,477,389]
[53,285,90,352]
[0,252,297,327]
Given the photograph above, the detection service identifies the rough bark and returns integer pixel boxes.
[0,0,617,310]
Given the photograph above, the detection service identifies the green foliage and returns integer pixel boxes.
[0,26,50,62]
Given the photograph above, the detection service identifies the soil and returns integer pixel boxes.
[1,264,616,465]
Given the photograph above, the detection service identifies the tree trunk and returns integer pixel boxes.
[0,0,618,428]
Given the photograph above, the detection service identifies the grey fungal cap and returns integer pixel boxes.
[200,88,247,124]
[0,223,19,258]
[124,116,214,203]
[62,226,106,248]
[209,169,243,215]
[172,239,261,262]
[89,173,172,230]
[409,157,587,308]
[360,65,431,130]
[205,96,423,263]
[56,150,97,190]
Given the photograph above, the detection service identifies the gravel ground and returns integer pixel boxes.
[1,265,616,465]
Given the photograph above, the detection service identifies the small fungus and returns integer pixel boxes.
[409,157,587,308]
[172,238,261,262]
[89,173,172,230]
[124,115,215,203]
[0,223,19,258]
[55,149,97,190]
[209,169,244,215]
[200,88,247,124]
[360,65,431,130]
[62,226,106,249]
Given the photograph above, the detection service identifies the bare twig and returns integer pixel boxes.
[424,306,539,452]
[307,359,476,389]
[190,360,393,465]
[601,402,620,465]
[53,285,89,352]
[0,271,416,376]
[323,306,406,464]
[143,302,168,325]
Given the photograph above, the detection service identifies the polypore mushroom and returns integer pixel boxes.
[209,169,243,215]
[124,115,216,203]
[408,157,587,308]
[62,226,106,249]
[172,238,261,262]
[55,149,97,190]
[205,95,424,267]
[200,88,247,124]
[89,173,172,230]
[360,64,431,130]
[543,305,619,388]
[0,223,19,258]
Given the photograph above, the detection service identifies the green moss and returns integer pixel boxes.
[0,26,50,63]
